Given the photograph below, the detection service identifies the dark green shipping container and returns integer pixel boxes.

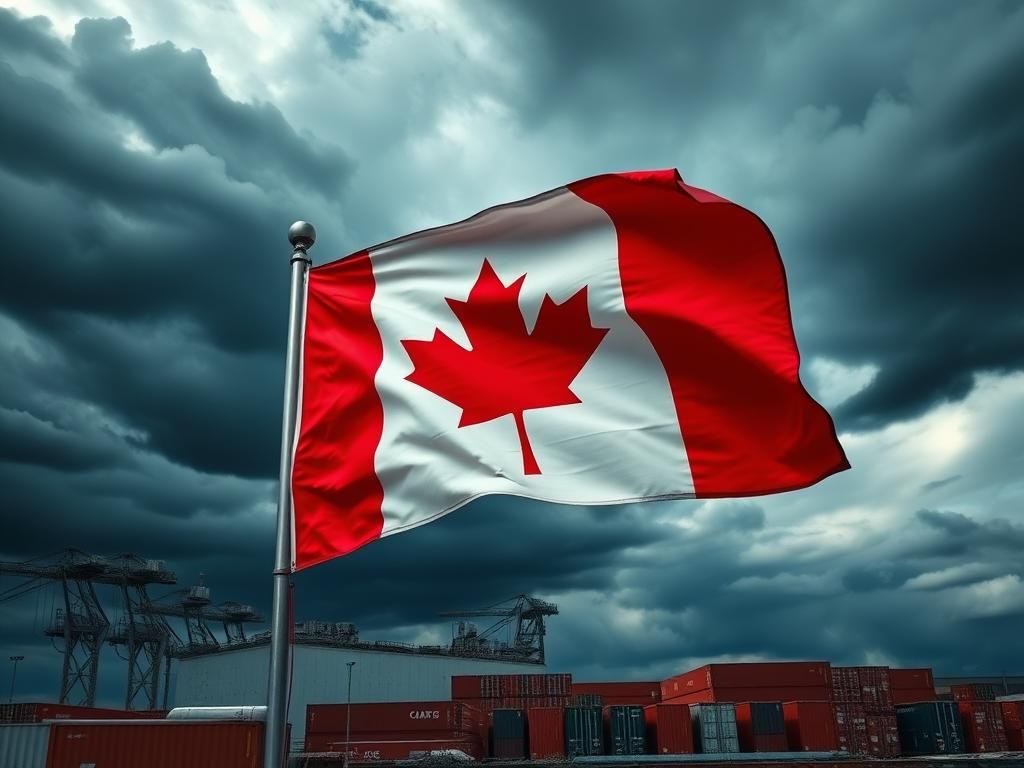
[605,705,646,755]
[565,706,603,756]
[896,702,963,756]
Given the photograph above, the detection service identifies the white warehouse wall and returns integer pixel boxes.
[173,645,544,749]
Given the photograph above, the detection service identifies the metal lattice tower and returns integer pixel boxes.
[99,555,176,710]
[142,582,263,658]
[0,550,113,706]
[439,595,558,663]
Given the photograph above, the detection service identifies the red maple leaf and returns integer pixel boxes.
[401,260,609,475]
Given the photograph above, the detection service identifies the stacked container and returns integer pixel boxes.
[661,662,831,705]
[1000,700,1024,750]
[451,674,572,715]
[689,703,739,753]
[889,668,936,705]
[952,683,1000,702]
[643,704,693,755]
[45,720,268,768]
[527,708,565,759]
[783,701,839,752]
[573,682,660,706]
[564,706,603,756]
[490,709,526,759]
[0,704,164,724]
[833,702,869,755]
[304,702,485,758]
[0,723,50,768]
[734,702,786,752]
[603,705,645,755]
[958,701,1009,753]
[831,666,899,757]
[895,702,963,755]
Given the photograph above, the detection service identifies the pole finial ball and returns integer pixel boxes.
[288,221,316,250]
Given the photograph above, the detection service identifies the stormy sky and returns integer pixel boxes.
[1,0,1023,707]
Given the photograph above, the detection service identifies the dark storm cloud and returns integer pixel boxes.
[489,0,1024,428]
[0,7,68,67]
[72,18,351,198]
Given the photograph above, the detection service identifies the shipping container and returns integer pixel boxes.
[895,702,963,755]
[451,674,571,700]
[643,704,693,755]
[45,720,266,768]
[783,701,839,752]
[662,685,829,706]
[865,714,901,757]
[734,702,786,752]
[830,667,892,713]
[1001,700,1024,730]
[305,731,484,753]
[952,683,1000,702]
[958,700,1009,753]
[0,703,164,724]
[453,695,571,716]
[660,662,830,700]
[604,705,646,755]
[574,682,660,706]
[564,706,603,756]
[490,709,525,759]
[689,703,739,754]
[306,702,479,736]
[0,724,50,768]
[574,694,603,707]
[890,668,934,692]
[833,703,868,754]
[527,707,565,759]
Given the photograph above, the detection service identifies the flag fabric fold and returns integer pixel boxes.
[290,169,848,570]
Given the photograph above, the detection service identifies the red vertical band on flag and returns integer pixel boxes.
[292,250,385,569]
[570,170,849,496]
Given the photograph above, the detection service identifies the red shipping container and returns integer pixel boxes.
[959,701,1009,753]
[890,668,934,691]
[952,683,1000,702]
[865,714,901,757]
[0,703,165,724]
[830,666,892,713]
[573,682,660,705]
[1006,729,1024,751]
[833,703,868,754]
[307,736,483,760]
[451,676,483,699]
[784,701,839,752]
[663,686,830,706]
[644,704,694,754]
[528,707,565,759]
[734,702,786,753]
[306,702,478,736]
[892,688,936,705]
[1001,700,1024,730]
[46,720,266,768]
[661,662,830,700]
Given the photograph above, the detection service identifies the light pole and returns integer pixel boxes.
[345,661,356,768]
[8,655,24,704]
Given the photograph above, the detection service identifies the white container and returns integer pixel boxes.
[166,705,267,721]
[0,724,50,768]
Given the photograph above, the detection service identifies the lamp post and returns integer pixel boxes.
[345,661,356,768]
[8,655,24,704]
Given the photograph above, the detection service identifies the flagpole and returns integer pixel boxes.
[264,220,315,768]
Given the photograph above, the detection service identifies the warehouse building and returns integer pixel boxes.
[172,633,545,749]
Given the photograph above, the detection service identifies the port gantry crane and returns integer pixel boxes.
[141,582,263,658]
[0,550,175,708]
[439,595,558,664]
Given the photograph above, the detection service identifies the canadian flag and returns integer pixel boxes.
[291,170,848,569]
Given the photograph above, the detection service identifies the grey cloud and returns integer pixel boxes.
[72,17,352,198]
[0,7,69,68]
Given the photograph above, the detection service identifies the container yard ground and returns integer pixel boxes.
[286,755,1024,768]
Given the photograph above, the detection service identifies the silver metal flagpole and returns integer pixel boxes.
[264,220,315,768]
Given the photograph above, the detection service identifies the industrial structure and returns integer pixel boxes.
[0,550,260,710]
